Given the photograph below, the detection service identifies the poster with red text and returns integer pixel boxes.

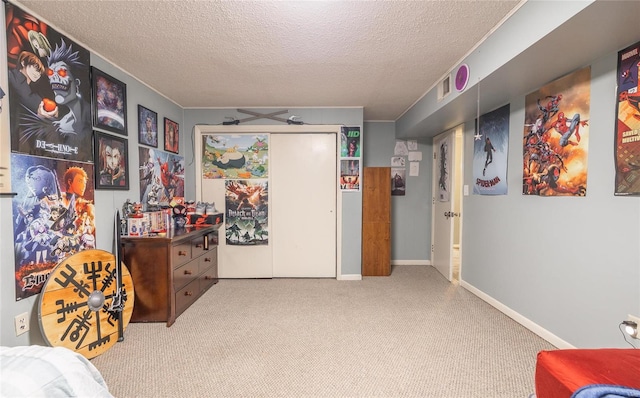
[615,41,640,195]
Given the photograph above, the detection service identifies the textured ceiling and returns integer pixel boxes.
[14,0,522,121]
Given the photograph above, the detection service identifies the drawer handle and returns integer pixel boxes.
[184,270,192,275]
[205,276,215,280]
[178,250,187,256]
[204,257,211,262]
[184,291,193,296]
[195,244,203,248]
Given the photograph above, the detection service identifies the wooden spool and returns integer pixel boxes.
[38,249,134,359]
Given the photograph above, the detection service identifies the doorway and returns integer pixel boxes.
[431,125,464,283]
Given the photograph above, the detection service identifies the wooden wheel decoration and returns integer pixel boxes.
[38,249,134,359]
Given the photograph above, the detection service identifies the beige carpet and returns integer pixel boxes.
[90,265,554,397]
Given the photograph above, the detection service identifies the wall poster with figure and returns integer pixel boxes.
[435,134,451,202]
[340,159,360,191]
[6,2,93,162]
[138,147,185,209]
[615,40,640,195]
[523,66,590,196]
[225,180,268,246]
[201,134,268,179]
[94,131,129,190]
[473,103,510,195]
[11,153,96,300]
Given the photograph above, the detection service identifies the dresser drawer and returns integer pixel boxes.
[191,235,207,258]
[175,278,199,316]
[173,260,199,290]
[198,250,217,274]
[171,242,191,267]
[200,264,218,291]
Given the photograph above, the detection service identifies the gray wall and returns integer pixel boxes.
[363,121,432,263]
[182,108,364,276]
[461,51,640,348]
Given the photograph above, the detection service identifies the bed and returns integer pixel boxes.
[535,348,640,398]
[0,345,113,397]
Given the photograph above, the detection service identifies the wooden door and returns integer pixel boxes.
[362,167,391,276]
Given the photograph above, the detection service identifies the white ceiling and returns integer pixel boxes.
[14,0,522,121]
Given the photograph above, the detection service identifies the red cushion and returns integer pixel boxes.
[535,349,640,398]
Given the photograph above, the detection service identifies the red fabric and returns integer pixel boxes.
[535,349,640,398]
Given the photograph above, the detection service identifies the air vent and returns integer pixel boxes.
[438,74,451,102]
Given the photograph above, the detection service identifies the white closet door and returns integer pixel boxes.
[271,133,336,277]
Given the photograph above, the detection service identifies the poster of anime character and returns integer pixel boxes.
[5,3,93,162]
[473,104,510,195]
[340,159,360,191]
[139,147,185,209]
[201,134,268,179]
[225,180,268,246]
[615,41,640,195]
[341,126,361,158]
[11,153,95,300]
[435,134,451,202]
[522,66,590,196]
[391,168,406,196]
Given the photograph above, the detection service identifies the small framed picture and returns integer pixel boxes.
[138,105,158,147]
[91,67,127,136]
[94,131,129,190]
[164,117,179,154]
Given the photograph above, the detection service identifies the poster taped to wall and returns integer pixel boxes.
[341,126,361,157]
[340,159,360,191]
[392,168,406,196]
[522,66,590,196]
[614,40,640,195]
[435,134,451,202]
[225,180,268,245]
[473,104,510,195]
[11,153,96,300]
[139,147,185,209]
[5,3,93,162]
[201,134,268,179]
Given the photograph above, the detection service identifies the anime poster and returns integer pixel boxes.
[225,180,268,246]
[139,147,185,209]
[340,159,360,191]
[11,153,96,300]
[523,66,590,196]
[473,104,510,195]
[435,134,451,202]
[341,126,361,158]
[615,41,640,195]
[5,3,93,162]
[391,168,406,196]
[201,134,268,179]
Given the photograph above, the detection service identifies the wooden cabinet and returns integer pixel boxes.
[121,225,220,326]
[362,167,391,276]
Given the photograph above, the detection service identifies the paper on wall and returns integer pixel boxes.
[394,141,408,156]
[410,162,419,176]
[408,151,422,161]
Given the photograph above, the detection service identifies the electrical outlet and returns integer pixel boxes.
[14,312,29,336]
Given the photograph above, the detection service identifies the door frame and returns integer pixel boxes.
[194,124,344,278]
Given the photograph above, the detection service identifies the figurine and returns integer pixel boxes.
[131,202,144,218]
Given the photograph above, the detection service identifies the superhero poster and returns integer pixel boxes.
[614,41,640,195]
[201,134,268,179]
[523,66,590,196]
[139,147,185,209]
[11,153,96,300]
[225,180,268,246]
[6,3,93,162]
[473,104,510,195]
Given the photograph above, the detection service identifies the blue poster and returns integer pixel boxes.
[473,104,510,195]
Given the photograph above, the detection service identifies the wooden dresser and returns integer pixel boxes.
[121,224,220,326]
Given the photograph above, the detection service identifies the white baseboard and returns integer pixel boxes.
[391,260,431,266]
[338,274,362,281]
[460,281,574,349]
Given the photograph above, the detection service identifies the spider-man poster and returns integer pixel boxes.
[139,147,185,208]
[11,153,95,300]
[473,104,510,195]
[615,41,640,196]
[5,3,93,162]
[523,66,590,196]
